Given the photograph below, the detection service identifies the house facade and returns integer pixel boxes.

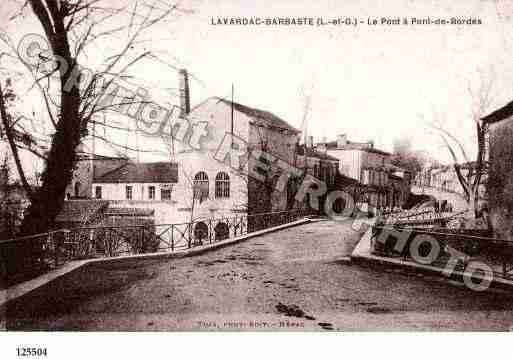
[65,69,301,228]
[175,94,301,218]
[91,162,179,202]
[482,100,513,240]
[414,162,487,202]
[322,134,411,210]
[296,137,339,187]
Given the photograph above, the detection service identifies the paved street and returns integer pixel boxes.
[7,220,513,331]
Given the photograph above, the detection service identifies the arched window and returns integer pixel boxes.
[215,172,230,198]
[193,171,209,200]
[193,221,209,245]
[214,222,229,241]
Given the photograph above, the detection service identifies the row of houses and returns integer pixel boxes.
[410,98,513,241]
[52,68,513,243]
[413,161,487,201]
[59,69,411,228]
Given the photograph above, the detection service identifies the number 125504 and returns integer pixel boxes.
[16,348,47,357]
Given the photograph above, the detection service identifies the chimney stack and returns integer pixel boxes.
[337,134,347,148]
[179,69,190,118]
[307,135,314,148]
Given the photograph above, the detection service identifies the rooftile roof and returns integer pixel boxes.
[297,145,340,162]
[216,97,300,133]
[325,140,391,156]
[94,162,178,183]
[482,100,513,124]
[104,207,155,216]
[55,200,109,223]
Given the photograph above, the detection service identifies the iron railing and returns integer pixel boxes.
[380,209,466,228]
[1,209,314,286]
[370,224,513,281]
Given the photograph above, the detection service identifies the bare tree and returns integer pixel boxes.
[0,1,183,236]
[428,70,493,218]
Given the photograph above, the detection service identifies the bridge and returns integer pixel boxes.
[411,185,469,212]
[5,218,513,331]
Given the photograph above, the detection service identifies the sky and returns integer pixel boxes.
[2,0,513,176]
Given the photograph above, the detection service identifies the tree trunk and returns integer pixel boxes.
[18,1,82,236]
[467,189,479,219]
[19,86,81,236]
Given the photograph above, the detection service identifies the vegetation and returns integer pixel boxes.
[0,1,180,237]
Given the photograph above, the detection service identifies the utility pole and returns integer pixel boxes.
[231,83,234,148]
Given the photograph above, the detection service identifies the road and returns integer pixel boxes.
[6,219,513,331]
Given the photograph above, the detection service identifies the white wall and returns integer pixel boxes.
[327,149,363,180]
[72,97,298,224]
[91,182,174,201]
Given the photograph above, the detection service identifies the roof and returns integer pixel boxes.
[482,100,513,125]
[94,162,178,183]
[76,153,128,161]
[389,173,403,181]
[385,163,409,173]
[325,140,391,156]
[55,200,108,223]
[297,145,340,162]
[334,173,360,187]
[104,207,155,217]
[215,97,300,133]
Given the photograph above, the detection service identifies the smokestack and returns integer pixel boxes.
[307,136,314,148]
[179,68,190,118]
[337,134,347,148]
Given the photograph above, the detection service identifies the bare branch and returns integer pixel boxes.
[0,82,34,200]
[429,121,470,164]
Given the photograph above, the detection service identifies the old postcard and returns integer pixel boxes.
[1,0,513,356]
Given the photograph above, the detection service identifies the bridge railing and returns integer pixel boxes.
[1,209,314,287]
[380,209,466,228]
[370,224,513,281]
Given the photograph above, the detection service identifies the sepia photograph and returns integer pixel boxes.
[1,0,513,356]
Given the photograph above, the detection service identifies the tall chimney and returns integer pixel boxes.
[179,68,190,118]
[307,135,314,148]
[337,134,347,148]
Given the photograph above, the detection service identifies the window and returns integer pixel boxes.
[193,221,209,244]
[215,172,230,198]
[126,186,132,200]
[193,171,209,200]
[149,186,155,200]
[95,186,102,199]
[214,222,229,241]
[74,182,81,197]
[161,188,172,200]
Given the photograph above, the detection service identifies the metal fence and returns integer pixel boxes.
[1,209,313,286]
[370,224,513,281]
[380,209,466,228]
